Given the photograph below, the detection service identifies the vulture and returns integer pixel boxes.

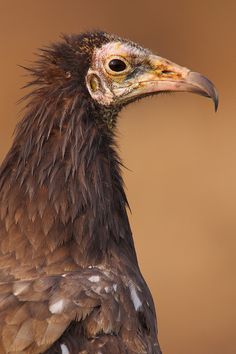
[0,31,218,354]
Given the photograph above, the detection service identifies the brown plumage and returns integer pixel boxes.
[0,31,217,353]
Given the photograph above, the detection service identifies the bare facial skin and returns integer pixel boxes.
[86,41,218,110]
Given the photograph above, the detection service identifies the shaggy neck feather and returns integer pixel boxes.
[0,94,137,270]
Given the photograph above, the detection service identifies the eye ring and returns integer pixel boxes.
[105,56,131,76]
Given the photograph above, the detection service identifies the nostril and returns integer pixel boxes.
[162,70,174,75]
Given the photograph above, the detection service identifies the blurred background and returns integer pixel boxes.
[0,1,235,353]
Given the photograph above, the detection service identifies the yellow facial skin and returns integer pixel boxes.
[86,41,218,110]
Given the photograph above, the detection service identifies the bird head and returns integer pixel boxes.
[28,31,218,129]
[84,32,218,112]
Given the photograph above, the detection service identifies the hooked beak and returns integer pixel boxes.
[125,55,219,111]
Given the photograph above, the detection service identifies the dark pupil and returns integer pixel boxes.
[108,59,127,72]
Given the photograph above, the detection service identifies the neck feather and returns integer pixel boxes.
[0,94,138,273]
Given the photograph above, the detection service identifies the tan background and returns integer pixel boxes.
[0,1,235,353]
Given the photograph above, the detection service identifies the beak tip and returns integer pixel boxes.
[187,71,219,113]
[213,91,219,112]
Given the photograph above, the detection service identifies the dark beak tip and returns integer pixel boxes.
[187,71,219,113]
[213,90,219,112]
[208,86,218,112]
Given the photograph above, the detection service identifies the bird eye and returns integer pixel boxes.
[108,59,127,72]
